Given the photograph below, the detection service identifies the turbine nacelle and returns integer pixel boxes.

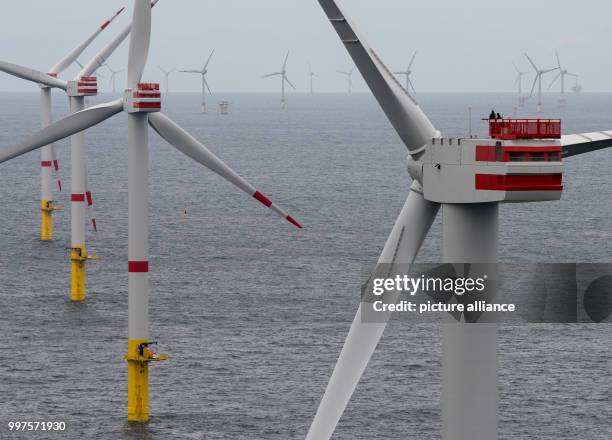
[67,76,98,97]
[124,83,161,113]
[409,119,564,204]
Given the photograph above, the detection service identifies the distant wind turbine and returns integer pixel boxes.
[338,67,355,94]
[548,50,578,105]
[309,62,316,95]
[394,51,417,94]
[525,52,558,112]
[513,62,529,107]
[262,51,296,108]
[105,64,124,94]
[180,49,215,113]
[158,66,177,94]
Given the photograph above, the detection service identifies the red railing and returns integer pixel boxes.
[489,119,561,140]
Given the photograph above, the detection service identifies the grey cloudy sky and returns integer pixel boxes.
[1,0,611,93]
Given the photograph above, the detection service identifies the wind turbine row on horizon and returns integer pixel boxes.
[514,50,581,112]
[261,50,420,108]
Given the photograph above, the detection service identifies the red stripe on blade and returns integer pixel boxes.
[58,180,62,192]
[53,160,59,171]
[128,261,149,273]
[86,191,93,206]
[71,194,85,202]
[286,216,303,229]
[253,191,272,207]
[41,161,52,167]
[92,218,97,232]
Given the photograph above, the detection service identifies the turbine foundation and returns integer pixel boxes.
[70,245,88,301]
[40,199,55,241]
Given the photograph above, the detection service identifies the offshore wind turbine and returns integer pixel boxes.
[306,1,612,440]
[309,62,316,94]
[158,66,177,93]
[106,64,125,93]
[525,52,558,112]
[337,67,354,94]
[1,1,160,301]
[513,62,529,107]
[262,51,295,108]
[548,50,578,105]
[394,50,417,94]
[0,0,302,422]
[180,49,215,113]
[0,6,124,242]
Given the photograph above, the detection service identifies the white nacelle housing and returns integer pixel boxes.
[415,136,564,204]
[124,83,161,114]
[67,76,98,97]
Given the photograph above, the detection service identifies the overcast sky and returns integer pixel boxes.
[1,0,611,93]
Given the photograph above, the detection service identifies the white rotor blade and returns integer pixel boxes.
[555,49,562,69]
[548,71,562,90]
[148,112,302,229]
[284,76,296,90]
[127,0,152,87]
[0,99,123,164]
[282,51,290,70]
[408,50,417,69]
[529,75,538,97]
[0,61,67,89]
[203,49,215,70]
[204,79,213,95]
[80,1,160,78]
[50,144,63,192]
[524,53,538,72]
[50,6,126,74]
[408,78,416,95]
[305,187,440,440]
[262,72,282,78]
[180,70,202,74]
[318,0,437,153]
[561,131,612,158]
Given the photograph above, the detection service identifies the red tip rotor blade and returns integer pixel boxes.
[253,190,302,229]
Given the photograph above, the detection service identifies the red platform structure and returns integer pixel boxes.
[489,119,561,140]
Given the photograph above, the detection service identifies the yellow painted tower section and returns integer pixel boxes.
[127,339,150,422]
[40,200,54,241]
[70,245,87,301]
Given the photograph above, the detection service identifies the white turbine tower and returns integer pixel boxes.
[262,51,296,108]
[0,6,125,242]
[180,49,214,113]
[305,2,612,440]
[0,0,302,422]
[0,1,161,302]
[158,66,177,94]
[394,50,417,94]
[513,62,529,107]
[309,62,316,95]
[338,67,354,94]
[525,52,558,112]
[548,50,578,105]
[106,64,125,93]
